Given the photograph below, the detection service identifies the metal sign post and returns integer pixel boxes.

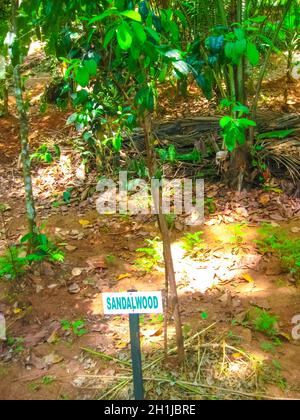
[102,290,163,400]
[129,312,144,400]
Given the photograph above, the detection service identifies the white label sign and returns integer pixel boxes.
[102,291,163,315]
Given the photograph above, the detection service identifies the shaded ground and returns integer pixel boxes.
[0,48,300,400]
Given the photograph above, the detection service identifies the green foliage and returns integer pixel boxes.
[61,319,88,337]
[105,254,117,265]
[182,231,204,255]
[224,27,260,66]
[157,145,201,163]
[0,246,28,279]
[229,223,247,245]
[0,231,64,280]
[30,144,61,164]
[6,336,25,354]
[260,338,282,354]
[135,237,162,272]
[128,158,149,178]
[21,232,65,263]
[256,129,295,140]
[220,100,256,152]
[165,214,176,230]
[256,225,300,279]
[42,375,56,386]
[252,308,278,337]
[200,311,208,320]
[204,197,216,214]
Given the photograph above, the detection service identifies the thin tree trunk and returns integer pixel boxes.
[3,81,9,115]
[236,0,245,104]
[143,112,184,364]
[250,0,294,118]
[284,47,293,106]
[9,0,37,245]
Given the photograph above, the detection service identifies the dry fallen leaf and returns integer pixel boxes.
[277,332,291,342]
[79,219,90,226]
[115,340,129,349]
[231,352,243,360]
[43,352,64,366]
[259,193,270,206]
[86,256,108,269]
[65,245,77,252]
[241,273,254,283]
[117,273,132,281]
[72,268,82,277]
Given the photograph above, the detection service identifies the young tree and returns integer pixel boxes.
[7,0,37,246]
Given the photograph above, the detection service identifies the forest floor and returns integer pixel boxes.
[0,46,300,400]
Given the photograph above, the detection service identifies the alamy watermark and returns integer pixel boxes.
[292,315,300,340]
[95,172,204,226]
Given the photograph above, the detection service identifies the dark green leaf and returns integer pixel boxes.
[75,66,89,87]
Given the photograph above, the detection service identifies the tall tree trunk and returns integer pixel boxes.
[143,112,185,364]
[236,0,246,104]
[9,0,37,245]
[250,0,294,118]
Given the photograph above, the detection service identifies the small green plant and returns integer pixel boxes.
[200,311,208,320]
[183,324,192,337]
[157,144,201,163]
[28,383,40,392]
[150,314,164,324]
[105,254,117,265]
[6,336,24,354]
[42,375,56,385]
[30,143,61,164]
[21,232,65,264]
[253,309,278,337]
[260,341,276,353]
[256,224,300,280]
[182,231,204,255]
[229,223,247,245]
[204,197,216,214]
[0,230,64,280]
[219,100,256,152]
[61,319,88,337]
[262,359,287,391]
[135,238,162,272]
[0,246,29,279]
[165,214,177,230]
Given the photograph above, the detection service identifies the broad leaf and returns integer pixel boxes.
[120,10,142,22]
[75,66,89,87]
[104,27,116,48]
[117,22,133,50]
[257,129,295,140]
[84,59,97,76]
[247,42,260,66]
[131,22,146,44]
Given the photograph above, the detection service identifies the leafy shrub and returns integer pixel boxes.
[253,308,278,337]
[256,225,300,279]
[0,247,29,279]
[30,144,61,164]
[61,319,88,337]
[0,232,64,280]
[182,231,204,255]
[135,238,162,272]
